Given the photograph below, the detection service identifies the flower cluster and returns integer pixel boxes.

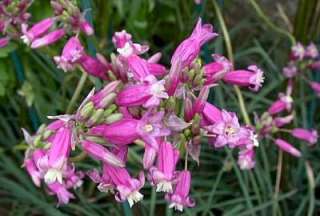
[21,16,268,210]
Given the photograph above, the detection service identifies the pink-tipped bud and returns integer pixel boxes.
[21,18,54,45]
[274,138,301,157]
[80,20,94,36]
[31,28,65,49]
[291,128,318,145]
[204,54,232,84]
[79,55,110,80]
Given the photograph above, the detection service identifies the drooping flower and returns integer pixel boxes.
[203,54,232,85]
[54,36,85,72]
[291,128,318,145]
[148,141,179,192]
[79,54,110,79]
[165,170,195,211]
[274,138,301,157]
[237,148,256,170]
[21,18,54,45]
[31,28,65,49]
[222,65,264,91]
[273,114,294,128]
[47,182,75,205]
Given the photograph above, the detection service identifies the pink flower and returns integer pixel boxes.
[0,37,9,48]
[291,128,318,145]
[290,42,304,60]
[143,144,157,169]
[148,141,179,192]
[47,182,75,205]
[201,102,222,125]
[112,30,132,48]
[148,62,167,77]
[116,75,168,108]
[282,63,298,78]
[237,148,256,170]
[309,81,320,96]
[21,18,54,45]
[274,138,301,157]
[205,110,243,148]
[165,170,195,211]
[24,157,41,187]
[54,37,85,72]
[81,140,125,167]
[38,125,72,184]
[268,93,293,115]
[204,54,232,85]
[305,43,318,59]
[47,119,66,131]
[90,80,121,109]
[192,86,210,116]
[90,118,140,145]
[31,28,65,49]
[79,54,110,79]
[104,164,145,207]
[136,110,171,148]
[125,55,150,81]
[273,114,294,128]
[167,18,217,95]
[223,65,264,91]
[79,20,94,36]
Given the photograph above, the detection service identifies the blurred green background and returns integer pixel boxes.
[1,0,320,215]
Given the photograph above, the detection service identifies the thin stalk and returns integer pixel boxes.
[212,0,251,125]
[248,0,296,45]
[149,187,157,216]
[66,70,88,114]
[273,151,283,216]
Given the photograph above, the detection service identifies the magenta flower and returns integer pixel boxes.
[38,125,72,184]
[291,128,318,145]
[31,28,65,49]
[201,102,222,125]
[125,55,150,81]
[54,37,85,72]
[47,182,75,205]
[149,141,179,192]
[237,148,256,170]
[204,54,232,85]
[274,138,301,157]
[205,110,243,148]
[147,52,162,64]
[273,114,294,128]
[79,20,94,36]
[290,42,305,60]
[136,110,171,148]
[305,43,318,59]
[79,54,110,80]
[24,157,41,187]
[116,75,168,108]
[47,119,66,131]
[0,37,9,48]
[165,170,195,211]
[143,144,157,169]
[192,86,210,116]
[90,80,120,109]
[104,163,145,207]
[148,62,167,77]
[167,18,217,95]
[268,93,293,115]
[81,140,125,167]
[223,65,264,91]
[90,118,140,145]
[21,18,54,45]
[112,30,132,49]
[282,63,298,78]
[309,81,320,97]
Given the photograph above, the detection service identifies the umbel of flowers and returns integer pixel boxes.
[12,0,317,211]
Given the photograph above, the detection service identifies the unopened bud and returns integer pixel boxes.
[105,113,123,124]
[107,70,117,81]
[88,109,105,125]
[80,101,95,119]
[98,93,116,109]
[103,104,117,118]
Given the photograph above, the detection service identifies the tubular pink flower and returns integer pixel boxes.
[204,54,232,84]
[274,114,294,128]
[81,140,125,167]
[24,158,41,187]
[184,96,194,122]
[149,141,179,192]
[291,128,318,145]
[309,81,320,96]
[274,138,301,157]
[201,102,222,125]
[237,148,256,170]
[21,18,54,45]
[282,63,298,78]
[126,55,150,81]
[90,119,140,145]
[305,43,318,59]
[165,170,195,211]
[268,93,293,115]
[54,37,85,72]
[167,18,218,95]
[79,54,109,80]
[80,20,94,35]
[192,86,210,116]
[104,163,145,207]
[148,62,167,77]
[47,119,65,131]
[148,52,162,64]
[223,65,264,91]
[116,75,168,108]
[143,144,157,170]
[0,37,9,47]
[90,80,121,109]
[47,182,75,205]
[31,28,65,49]
[38,125,72,184]
[290,42,304,60]
[136,111,171,148]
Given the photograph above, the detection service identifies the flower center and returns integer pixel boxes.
[225,125,236,136]
[144,124,154,132]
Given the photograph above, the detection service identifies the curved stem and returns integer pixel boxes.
[66,68,88,114]
[248,0,296,45]
[212,0,251,126]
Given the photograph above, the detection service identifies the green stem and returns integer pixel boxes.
[273,150,283,215]
[149,187,156,216]
[212,0,251,125]
[248,0,296,45]
[66,70,88,114]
